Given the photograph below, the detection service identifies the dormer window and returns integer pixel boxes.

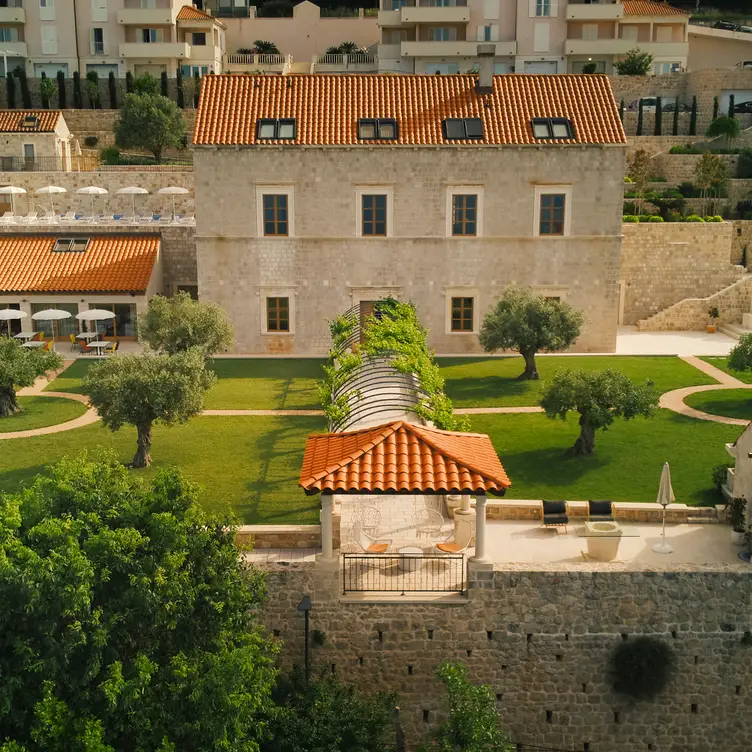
[21,114,39,130]
[53,237,89,252]
[531,117,575,140]
[443,118,483,140]
[358,118,398,140]
[256,118,296,140]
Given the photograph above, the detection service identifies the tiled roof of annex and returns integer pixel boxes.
[0,110,63,133]
[299,419,511,496]
[176,5,226,25]
[623,1,689,16]
[193,73,626,146]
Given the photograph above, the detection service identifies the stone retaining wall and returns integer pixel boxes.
[257,561,752,751]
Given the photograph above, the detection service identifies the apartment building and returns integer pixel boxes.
[378,0,689,75]
[191,65,627,355]
[0,0,225,78]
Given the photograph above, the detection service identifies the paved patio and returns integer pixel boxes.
[614,327,736,356]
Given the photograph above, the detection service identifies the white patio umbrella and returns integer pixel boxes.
[652,462,676,554]
[116,186,149,218]
[0,308,26,337]
[76,186,108,216]
[0,185,27,214]
[76,308,116,337]
[157,186,189,217]
[32,308,72,340]
[35,185,67,214]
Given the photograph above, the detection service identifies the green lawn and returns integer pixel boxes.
[469,409,739,507]
[0,415,324,524]
[699,356,752,384]
[44,359,94,394]
[684,389,752,421]
[0,396,87,432]
[438,355,717,408]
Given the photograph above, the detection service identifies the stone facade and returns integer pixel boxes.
[194,145,625,355]
[257,560,752,751]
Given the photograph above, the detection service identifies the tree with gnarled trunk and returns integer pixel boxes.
[0,338,63,418]
[540,368,657,455]
[84,349,215,467]
[478,286,584,381]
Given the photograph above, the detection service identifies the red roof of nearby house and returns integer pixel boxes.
[299,420,511,495]
[0,110,63,133]
[623,1,689,17]
[177,5,226,26]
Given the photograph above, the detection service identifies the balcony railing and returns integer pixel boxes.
[315,52,376,65]
[342,553,467,595]
[226,52,284,65]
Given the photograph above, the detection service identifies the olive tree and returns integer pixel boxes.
[114,92,186,162]
[627,148,653,215]
[140,291,234,356]
[0,337,63,418]
[479,286,584,380]
[540,368,658,455]
[705,115,741,151]
[728,332,752,372]
[84,349,215,467]
[614,48,653,76]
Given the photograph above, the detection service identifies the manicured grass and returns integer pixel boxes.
[0,415,324,524]
[699,356,752,385]
[684,389,752,421]
[469,409,739,507]
[0,396,87,432]
[44,359,95,393]
[438,356,717,408]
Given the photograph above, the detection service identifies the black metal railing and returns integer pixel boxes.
[0,155,193,173]
[342,553,466,595]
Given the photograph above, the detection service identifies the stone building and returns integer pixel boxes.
[192,67,626,355]
[0,110,72,172]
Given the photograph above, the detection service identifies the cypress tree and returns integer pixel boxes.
[672,99,679,136]
[728,94,736,118]
[636,98,644,136]
[6,72,15,109]
[17,69,31,108]
[125,71,134,93]
[56,70,66,108]
[161,70,168,97]
[40,72,49,109]
[689,96,697,135]
[108,71,117,108]
[712,96,719,120]
[176,67,184,108]
[654,96,662,136]
[193,71,200,108]
[72,71,83,108]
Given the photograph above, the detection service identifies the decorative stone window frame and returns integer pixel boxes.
[532,285,569,302]
[348,286,403,308]
[256,185,295,238]
[446,185,484,238]
[354,185,394,238]
[258,286,297,335]
[533,184,572,238]
[444,287,480,335]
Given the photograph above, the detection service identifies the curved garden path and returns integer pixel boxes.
[1,354,749,439]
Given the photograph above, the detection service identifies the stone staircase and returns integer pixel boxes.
[718,322,752,340]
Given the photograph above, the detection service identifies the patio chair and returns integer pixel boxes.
[0,212,14,224]
[588,500,614,522]
[33,330,44,341]
[413,508,444,542]
[432,515,473,554]
[104,340,119,355]
[178,214,195,224]
[351,504,381,534]
[68,333,80,351]
[542,500,569,532]
[59,211,77,223]
[18,211,38,224]
[37,211,58,225]
[79,339,95,356]
[42,340,54,351]
[353,522,392,554]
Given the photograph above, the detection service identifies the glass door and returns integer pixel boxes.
[89,303,137,339]
[0,303,21,336]
[30,303,78,340]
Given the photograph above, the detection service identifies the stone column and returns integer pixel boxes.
[471,494,490,564]
[318,493,338,567]
[18,301,32,333]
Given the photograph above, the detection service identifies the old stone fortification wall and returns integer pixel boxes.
[257,561,752,752]
[620,223,743,325]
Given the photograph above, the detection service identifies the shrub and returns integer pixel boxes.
[649,176,667,182]
[704,215,723,222]
[637,214,655,222]
[689,95,697,135]
[610,636,675,700]
[712,463,731,491]
[669,144,702,154]
[84,135,99,147]
[73,70,83,108]
[736,200,752,217]
[623,215,640,222]
[100,146,120,165]
[624,176,634,183]
[728,497,746,532]
[677,181,698,198]
[623,201,637,214]
[85,70,101,109]
[176,66,184,109]
[665,211,681,222]
[161,70,168,97]
[614,48,653,76]
[737,148,752,178]
[684,214,705,222]
[582,61,598,74]
[125,71,134,93]
[624,191,638,198]
[648,215,664,222]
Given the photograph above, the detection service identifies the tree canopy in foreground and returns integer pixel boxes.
[0,337,63,418]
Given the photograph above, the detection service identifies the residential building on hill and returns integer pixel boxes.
[191,66,626,355]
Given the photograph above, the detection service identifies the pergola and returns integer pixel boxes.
[299,419,511,564]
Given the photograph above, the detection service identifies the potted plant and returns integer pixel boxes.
[707,306,720,333]
[728,497,746,545]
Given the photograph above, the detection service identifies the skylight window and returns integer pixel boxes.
[443,118,484,140]
[256,118,296,140]
[53,237,89,252]
[358,118,398,140]
[21,114,39,130]
[531,118,575,140]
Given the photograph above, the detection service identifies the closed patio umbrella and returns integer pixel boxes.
[652,462,676,554]
[35,185,67,214]
[0,185,27,214]
[0,308,26,337]
[76,186,108,216]
[157,186,189,218]
[116,186,149,218]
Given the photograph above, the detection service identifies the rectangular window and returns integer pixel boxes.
[256,118,296,140]
[358,118,398,140]
[92,27,105,54]
[176,284,198,300]
[427,26,457,41]
[140,0,155,7]
[262,194,288,236]
[266,297,290,332]
[41,24,57,53]
[23,143,35,160]
[531,117,574,140]
[450,297,474,332]
[535,0,550,16]
[582,23,597,40]
[361,194,387,236]
[91,0,107,22]
[539,194,566,236]
[452,194,477,236]
[443,118,483,140]
[141,28,162,43]
[39,0,55,20]
[0,27,17,42]
[425,63,460,74]
[620,25,638,41]
[192,31,206,45]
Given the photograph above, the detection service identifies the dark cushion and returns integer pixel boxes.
[542,500,567,515]
[589,500,613,518]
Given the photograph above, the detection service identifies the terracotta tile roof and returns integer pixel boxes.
[299,420,511,496]
[0,110,62,133]
[0,235,159,293]
[177,4,225,25]
[623,1,689,17]
[193,74,626,146]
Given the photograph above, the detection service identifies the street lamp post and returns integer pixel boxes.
[297,594,312,681]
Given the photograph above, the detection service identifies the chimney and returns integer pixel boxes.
[476,43,495,93]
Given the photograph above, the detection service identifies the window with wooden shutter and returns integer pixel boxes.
[533,22,549,51]
[39,0,55,21]
[483,0,498,19]
[41,25,57,53]
[91,0,106,23]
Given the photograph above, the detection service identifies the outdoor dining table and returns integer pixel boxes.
[14,332,36,341]
[22,341,46,348]
[88,341,112,353]
[77,332,99,341]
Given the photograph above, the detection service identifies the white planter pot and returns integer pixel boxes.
[731,530,746,545]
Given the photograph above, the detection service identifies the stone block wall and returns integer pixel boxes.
[732,219,752,266]
[256,561,752,752]
[619,222,743,325]
[653,154,739,185]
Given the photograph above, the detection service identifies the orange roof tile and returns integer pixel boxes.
[193,74,626,146]
[0,110,62,133]
[0,235,159,293]
[299,420,511,496]
[177,4,225,25]
[623,1,689,16]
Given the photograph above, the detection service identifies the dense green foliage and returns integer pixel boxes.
[728,332,752,372]
[705,115,741,150]
[614,48,653,75]
[140,291,234,356]
[0,453,277,751]
[0,337,63,418]
[610,637,675,700]
[115,92,186,162]
[540,368,657,454]
[478,286,584,380]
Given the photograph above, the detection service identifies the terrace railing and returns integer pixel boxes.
[342,553,466,595]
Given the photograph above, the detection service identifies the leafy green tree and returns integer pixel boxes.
[728,332,752,372]
[262,669,395,752]
[0,453,276,752]
[84,349,215,467]
[114,92,186,162]
[85,70,100,109]
[705,114,742,150]
[479,286,584,380]
[645,188,685,219]
[140,290,234,356]
[39,73,55,109]
[134,72,159,95]
[428,662,513,752]
[541,368,657,455]
[614,48,653,76]
[0,337,62,418]
[694,153,728,216]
